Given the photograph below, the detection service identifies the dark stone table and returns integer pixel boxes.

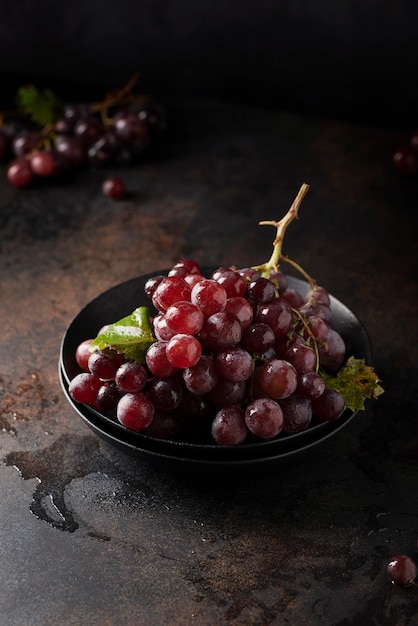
[1,99,417,625]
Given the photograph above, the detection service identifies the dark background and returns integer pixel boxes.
[0,1,417,128]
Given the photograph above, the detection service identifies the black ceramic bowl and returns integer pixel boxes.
[59,269,373,468]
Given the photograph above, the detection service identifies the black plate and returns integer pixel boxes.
[59,270,373,466]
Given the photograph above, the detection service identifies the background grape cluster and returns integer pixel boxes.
[0,97,164,192]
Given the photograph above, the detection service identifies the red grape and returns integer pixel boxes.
[191,279,228,318]
[166,334,202,368]
[117,392,154,431]
[75,339,93,371]
[7,158,34,187]
[102,177,126,200]
[30,150,56,177]
[245,397,284,439]
[69,373,102,404]
[211,406,248,445]
[386,554,417,586]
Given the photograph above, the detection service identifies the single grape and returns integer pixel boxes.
[208,379,246,409]
[215,346,253,382]
[319,329,346,372]
[115,361,148,392]
[166,333,202,368]
[245,397,284,439]
[297,372,325,399]
[247,277,275,303]
[185,273,205,288]
[309,285,331,308]
[191,279,228,318]
[88,349,121,380]
[280,396,312,433]
[7,158,34,188]
[212,267,247,297]
[152,276,191,311]
[280,288,305,308]
[284,344,317,374]
[386,554,417,586]
[144,275,165,298]
[268,269,288,293]
[168,265,189,278]
[137,101,166,133]
[117,392,155,431]
[259,358,298,399]
[96,384,121,410]
[12,131,41,156]
[170,258,201,276]
[238,267,260,281]
[147,376,184,410]
[241,322,275,354]
[54,135,85,167]
[102,177,126,200]
[69,372,102,404]
[199,311,242,350]
[255,298,293,338]
[307,315,330,343]
[30,150,56,177]
[312,388,345,421]
[183,355,219,394]
[74,115,103,146]
[146,341,179,377]
[75,338,93,371]
[211,406,248,445]
[165,300,204,335]
[224,296,254,328]
[113,109,149,148]
[153,314,176,341]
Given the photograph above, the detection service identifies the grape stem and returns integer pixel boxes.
[253,183,315,288]
[89,72,149,126]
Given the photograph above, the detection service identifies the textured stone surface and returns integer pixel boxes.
[1,99,418,625]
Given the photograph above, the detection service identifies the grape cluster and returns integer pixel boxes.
[69,258,348,446]
[0,87,164,191]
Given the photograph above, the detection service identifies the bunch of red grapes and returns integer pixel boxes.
[69,258,348,446]
[0,97,164,191]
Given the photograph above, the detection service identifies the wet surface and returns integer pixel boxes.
[1,99,418,625]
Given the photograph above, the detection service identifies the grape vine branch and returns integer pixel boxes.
[255,182,316,290]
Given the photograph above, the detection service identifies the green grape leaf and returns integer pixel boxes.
[16,85,63,126]
[90,306,156,363]
[321,356,384,412]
